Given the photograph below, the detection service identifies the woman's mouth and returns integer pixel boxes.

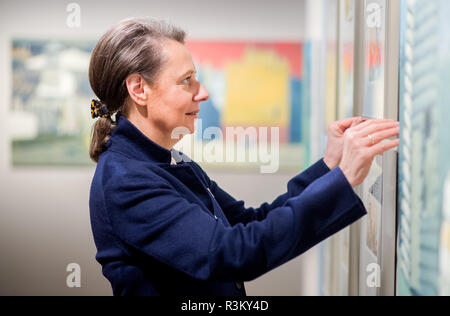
[186,111,199,117]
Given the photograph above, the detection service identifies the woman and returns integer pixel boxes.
[89,17,400,296]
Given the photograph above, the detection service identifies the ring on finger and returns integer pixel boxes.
[367,134,376,145]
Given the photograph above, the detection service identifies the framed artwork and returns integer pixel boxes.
[319,0,400,296]
[357,0,387,296]
[362,0,386,256]
[397,0,450,296]
[178,41,306,173]
[10,39,96,166]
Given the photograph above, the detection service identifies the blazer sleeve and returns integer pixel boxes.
[103,163,366,283]
[208,159,332,226]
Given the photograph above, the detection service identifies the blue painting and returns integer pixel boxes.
[397,0,450,296]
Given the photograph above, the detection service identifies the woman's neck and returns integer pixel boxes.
[128,115,177,151]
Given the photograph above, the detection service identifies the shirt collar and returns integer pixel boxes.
[105,115,179,165]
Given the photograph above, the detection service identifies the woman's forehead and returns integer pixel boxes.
[162,40,195,75]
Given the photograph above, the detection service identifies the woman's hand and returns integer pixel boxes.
[339,119,400,187]
[324,117,366,170]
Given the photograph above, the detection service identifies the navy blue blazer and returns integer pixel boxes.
[89,115,367,296]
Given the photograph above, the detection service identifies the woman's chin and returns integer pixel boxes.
[186,125,195,134]
[183,118,197,134]
[171,123,195,138]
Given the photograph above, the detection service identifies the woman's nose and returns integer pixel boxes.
[194,83,209,102]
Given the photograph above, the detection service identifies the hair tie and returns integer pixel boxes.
[91,99,111,119]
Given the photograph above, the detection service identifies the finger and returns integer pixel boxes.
[350,117,367,128]
[352,118,396,132]
[331,117,363,135]
[369,138,400,156]
[336,117,364,130]
[357,121,400,137]
[364,127,400,146]
[351,118,396,132]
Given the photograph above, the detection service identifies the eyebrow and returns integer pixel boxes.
[179,69,196,79]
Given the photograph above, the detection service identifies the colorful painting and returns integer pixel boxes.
[397,0,450,296]
[182,41,305,172]
[10,39,95,166]
[11,40,306,171]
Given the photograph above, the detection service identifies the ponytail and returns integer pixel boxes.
[89,116,117,162]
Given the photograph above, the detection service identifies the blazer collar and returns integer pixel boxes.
[105,115,179,165]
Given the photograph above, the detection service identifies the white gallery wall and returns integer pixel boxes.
[0,0,320,295]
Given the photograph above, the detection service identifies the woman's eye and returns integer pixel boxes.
[183,76,191,84]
